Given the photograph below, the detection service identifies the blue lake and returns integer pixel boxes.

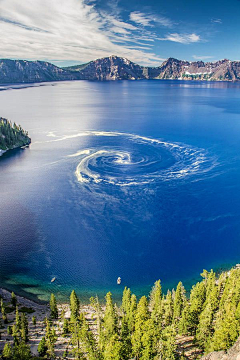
[1,80,240,302]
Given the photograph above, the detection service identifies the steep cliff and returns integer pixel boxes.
[1,56,240,83]
[0,59,79,84]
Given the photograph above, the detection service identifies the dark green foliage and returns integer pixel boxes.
[1,267,240,359]
[63,318,69,335]
[11,292,17,308]
[70,290,80,322]
[32,315,36,326]
[20,312,28,343]
[38,336,48,357]
[2,342,13,359]
[50,293,58,319]
[12,342,32,360]
[1,298,8,324]
[0,118,30,151]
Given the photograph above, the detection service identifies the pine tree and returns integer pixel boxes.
[196,303,213,349]
[32,316,36,326]
[70,290,80,322]
[178,303,190,335]
[63,318,69,335]
[38,337,48,357]
[150,280,163,325]
[188,281,206,334]
[20,313,28,343]
[120,316,132,359]
[103,334,122,360]
[11,292,17,308]
[103,292,118,340]
[162,290,173,326]
[45,318,57,358]
[132,296,150,359]
[128,294,137,332]
[157,325,177,360]
[12,342,32,360]
[15,306,20,330]
[50,293,58,319]
[211,302,238,351]
[141,318,158,359]
[173,282,185,322]
[122,287,131,315]
[1,299,8,324]
[2,343,13,359]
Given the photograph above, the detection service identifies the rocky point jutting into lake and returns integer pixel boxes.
[0,118,31,156]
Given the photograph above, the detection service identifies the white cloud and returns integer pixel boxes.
[158,33,201,44]
[192,55,213,60]
[0,0,164,66]
[211,18,222,24]
[130,11,173,28]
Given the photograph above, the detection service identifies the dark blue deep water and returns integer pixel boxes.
[1,80,240,302]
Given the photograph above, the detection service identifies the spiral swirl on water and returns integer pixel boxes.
[68,131,216,186]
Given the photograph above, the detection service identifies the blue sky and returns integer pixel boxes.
[0,0,239,66]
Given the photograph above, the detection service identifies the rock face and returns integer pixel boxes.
[65,56,240,81]
[201,337,240,360]
[154,58,240,81]
[1,56,240,83]
[66,55,149,80]
[0,59,79,84]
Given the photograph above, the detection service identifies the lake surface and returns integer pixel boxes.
[1,80,240,303]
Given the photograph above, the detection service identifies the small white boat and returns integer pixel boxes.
[117,277,121,285]
[51,277,56,283]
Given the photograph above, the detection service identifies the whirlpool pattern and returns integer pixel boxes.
[68,131,217,186]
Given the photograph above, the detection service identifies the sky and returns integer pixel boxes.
[0,0,240,67]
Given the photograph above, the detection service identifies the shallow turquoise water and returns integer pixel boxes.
[0,80,240,302]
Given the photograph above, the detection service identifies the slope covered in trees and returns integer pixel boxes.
[0,118,31,152]
[1,267,240,359]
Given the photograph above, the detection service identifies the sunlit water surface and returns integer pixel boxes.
[1,80,240,302]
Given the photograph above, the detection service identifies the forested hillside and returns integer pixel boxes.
[0,118,31,152]
[1,267,240,359]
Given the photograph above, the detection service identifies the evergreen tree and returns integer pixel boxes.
[32,315,36,326]
[211,302,238,351]
[173,282,185,322]
[38,337,48,357]
[1,299,8,324]
[157,325,177,360]
[2,343,13,359]
[70,290,80,322]
[103,292,118,340]
[122,287,131,315]
[196,303,214,350]
[20,313,28,343]
[50,293,58,319]
[63,318,69,335]
[162,290,173,326]
[103,334,122,360]
[15,306,20,330]
[45,318,57,358]
[150,280,163,325]
[11,292,17,308]
[132,296,150,359]
[141,318,158,359]
[12,342,32,360]
[120,316,132,359]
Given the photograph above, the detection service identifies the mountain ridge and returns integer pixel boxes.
[1,55,240,83]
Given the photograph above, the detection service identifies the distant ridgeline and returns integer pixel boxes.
[1,267,240,359]
[1,56,240,83]
[0,117,31,153]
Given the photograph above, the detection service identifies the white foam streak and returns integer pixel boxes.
[65,131,217,186]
